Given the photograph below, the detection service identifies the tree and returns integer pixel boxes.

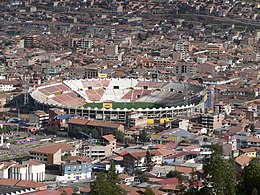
[203,144,237,195]
[132,133,138,144]
[108,162,119,185]
[91,128,99,138]
[91,163,126,195]
[91,172,111,195]
[72,187,80,195]
[113,130,125,143]
[166,170,181,178]
[139,129,149,143]
[237,158,260,195]
[251,188,258,195]
[134,168,148,183]
[60,191,68,195]
[144,188,155,195]
[145,150,154,172]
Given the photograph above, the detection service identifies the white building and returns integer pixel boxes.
[0,160,45,182]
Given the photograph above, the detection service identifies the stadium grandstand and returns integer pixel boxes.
[31,79,206,123]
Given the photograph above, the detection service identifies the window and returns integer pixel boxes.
[114,86,119,89]
[88,86,92,90]
[143,86,148,90]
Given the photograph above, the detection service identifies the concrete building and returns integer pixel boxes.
[57,160,92,182]
[29,143,76,165]
[29,110,49,128]
[202,113,224,130]
[23,35,38,48]
[82,134,117,159]
[0,160,45,182]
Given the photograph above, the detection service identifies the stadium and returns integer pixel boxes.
[30,78,206,124]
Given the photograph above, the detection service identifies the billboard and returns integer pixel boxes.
[103,102,113,109]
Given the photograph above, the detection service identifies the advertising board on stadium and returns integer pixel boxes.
[103,102,113,109]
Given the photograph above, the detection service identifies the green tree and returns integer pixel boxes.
[203,144,237,195]
[113,130,125,143]
[166,170,181,178]
[72,187,80,195]
[144,188,155,195]
[91,172,111,195]
[145,150,154,172]
[91,163,126,195]
[237,158,260,195]
[107,162,119,185]
[251,188,258,195]
[134,168,148,183]
[60,191,68,195]
[91,128,99,138]
[132,133,138,144]
[139,129,149,143]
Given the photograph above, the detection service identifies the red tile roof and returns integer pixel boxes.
[157,177,179,185]
[30,143,75,154]
[102,134,116,142]
[0,178,47,190]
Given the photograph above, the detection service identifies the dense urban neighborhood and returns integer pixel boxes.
[0,0,259,194]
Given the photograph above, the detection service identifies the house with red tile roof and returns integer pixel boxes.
[29,143,76,165]
[121,150,163,170]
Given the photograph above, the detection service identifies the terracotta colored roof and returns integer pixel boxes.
[80,187,91,193]
[24,160,44,166]
[175,166,194,174]
[129,150,163,159]
[119,174,134,179]
[102,134,116,142]
[87,120,122,129]
[68,118,89,125]
[68,118,122,129]
[247,136,260,143]
[120,184,140,195]
[239,147,256,153]
[67,156,91,163]
[235,154,251,166]
[229,126,243,134]
[58,187,73,195]
[0,178,47,189]
[24,190,60,195]
[158,177,179,185]
[13,164,26,168]
[30,143,74,154]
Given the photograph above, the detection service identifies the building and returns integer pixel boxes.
[82,134,117,159]
[29,143,76,165]
[0,80,18,92]
[0,160,45,182]
[207,43,223,54]
[127,112,147,128]
[23,35,38,48]
[175,40,191,54]
[122,150,163,170]
[68,118,124,136]
[57,159,92,182]
[202,114,224,130]
[239,147,256,158]
[29,110,49,128]
[84,68,98,79]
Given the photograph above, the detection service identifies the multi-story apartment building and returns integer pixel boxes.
[202,113,224,130]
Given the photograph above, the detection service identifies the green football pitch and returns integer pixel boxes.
[83,102,163,109]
